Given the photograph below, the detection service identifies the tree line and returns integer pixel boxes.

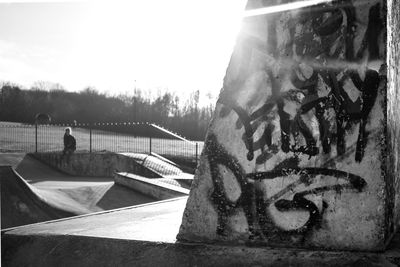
[0,82,216,141]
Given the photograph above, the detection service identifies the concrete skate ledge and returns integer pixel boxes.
[32,152,161,178]
[114,172,189,200]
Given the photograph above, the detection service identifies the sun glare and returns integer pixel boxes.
[243,0,332,17]
[56,0,246,98]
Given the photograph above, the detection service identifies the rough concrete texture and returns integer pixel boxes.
[33,152,162,178]
[387,0,400,244]
[2,198,399,266]
[178,0,396,251]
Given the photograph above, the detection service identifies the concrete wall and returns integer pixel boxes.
[32,152,161,178]
[114,173,189,200]
[388,0,400,241]
[178,0,394,251]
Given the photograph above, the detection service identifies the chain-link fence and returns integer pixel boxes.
[0,121,204,163]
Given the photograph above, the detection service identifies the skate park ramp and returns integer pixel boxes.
[1,166,78,229]
[0,154,157,229]
[118,152,193,188]
[119,153,193,177]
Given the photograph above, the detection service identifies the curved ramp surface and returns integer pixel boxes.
[0,165,156,229]
[0,166,77,229]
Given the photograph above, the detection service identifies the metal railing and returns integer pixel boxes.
[0,121,203,163]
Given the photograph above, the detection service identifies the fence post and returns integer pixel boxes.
[89,124,92,153]
[149,136,152,154]
[195,142,198,166]
[35,122,38,153]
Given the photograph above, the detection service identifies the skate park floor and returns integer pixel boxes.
[2,195,400,266]
[0,153,157,228]
[1,153,400,266]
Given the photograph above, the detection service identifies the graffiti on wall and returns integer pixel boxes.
[208,0,386,241]
[207,134,366,240]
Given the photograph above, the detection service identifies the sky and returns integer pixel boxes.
[0,0,246,100]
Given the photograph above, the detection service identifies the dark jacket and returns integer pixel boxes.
[64,134,76,151]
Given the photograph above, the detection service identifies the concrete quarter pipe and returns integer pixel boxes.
[1,166,76,228]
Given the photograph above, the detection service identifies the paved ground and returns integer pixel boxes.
[2,196,399,266]
[3,196,187,242]
[1,153,399,266]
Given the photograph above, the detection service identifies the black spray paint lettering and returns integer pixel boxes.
[218,2,384,164]
[206,134,367,240]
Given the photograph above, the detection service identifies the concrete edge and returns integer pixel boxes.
[150,152,179,167]
[115,172,189,200]
[1,196,188,234]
